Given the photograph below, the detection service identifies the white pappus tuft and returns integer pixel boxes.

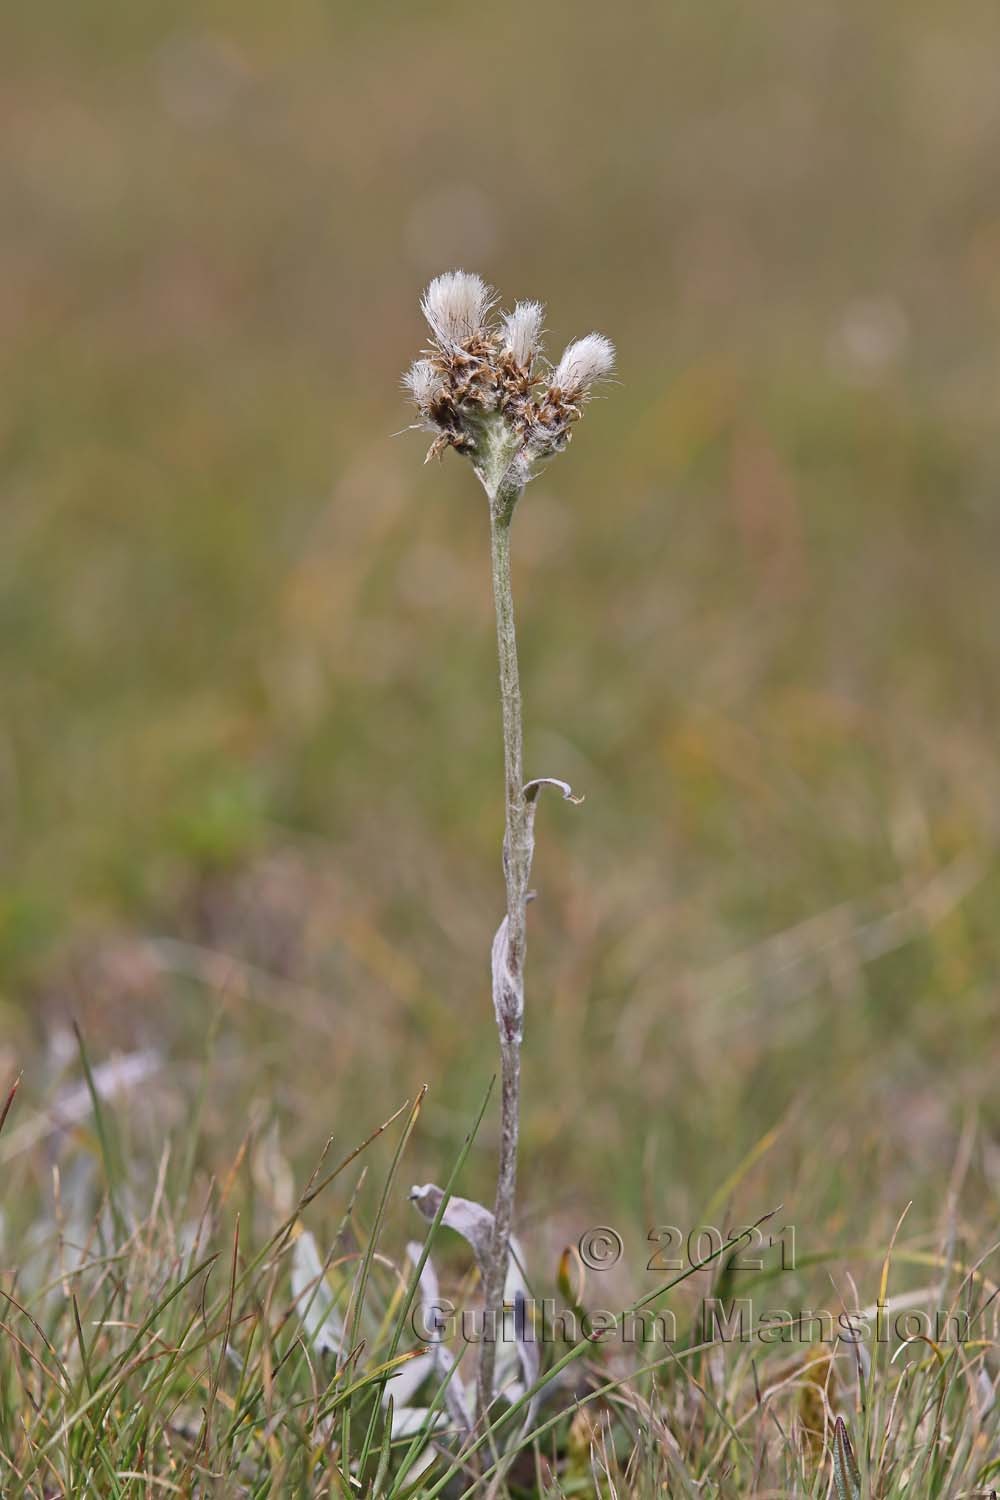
[501,301,545,368]
[552,332,616,395]
[420,270,494,348]
[402,358,441,412]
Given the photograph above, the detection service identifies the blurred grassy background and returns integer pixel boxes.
[2,0,999,1263]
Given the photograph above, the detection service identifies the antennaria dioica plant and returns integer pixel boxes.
[403,271,615,1413]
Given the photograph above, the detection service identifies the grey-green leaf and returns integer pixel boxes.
[833,1417,862,1500]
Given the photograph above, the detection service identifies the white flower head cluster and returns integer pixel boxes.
[403,270,615,488]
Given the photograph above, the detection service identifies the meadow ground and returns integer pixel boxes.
[2,1,999,1491]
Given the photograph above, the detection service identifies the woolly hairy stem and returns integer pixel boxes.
[479,463,530,1416]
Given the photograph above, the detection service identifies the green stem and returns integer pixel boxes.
[478,471,530,1416]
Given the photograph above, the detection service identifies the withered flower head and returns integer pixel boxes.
[420,271,494,349]
[404,270,615,496]
[501,301,545,370]
[402,358,442,409]
[551,333,616,397]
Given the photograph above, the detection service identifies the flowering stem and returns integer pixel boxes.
[479,471,530,1415]
[403,272,614,1426]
